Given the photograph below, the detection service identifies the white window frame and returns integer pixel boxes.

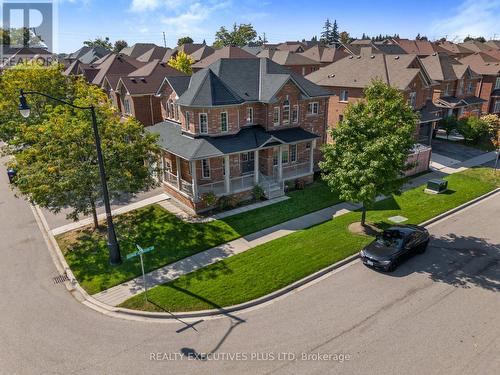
[292,104,299,123]
[174,105,179,120]
[340,90,348,102]
[494,100,500,113]
[185,111,190,130]
[444,83,450,96]
[273,107,280,126]
[123,98,131,115]
[199,113,208,134]
[282,99,290,124]
[307,102,319,115]
[495,77,500,90]
[272,149,279,166]
[220,111,228,132]
[246,107,253,124]
[457,79,464,95]
[467,81,474,94]
[281,148,289,164]
[290,144,297,163]
[408,92,417,109]
[201,159,210,179]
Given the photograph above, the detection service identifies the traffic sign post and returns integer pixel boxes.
[126,245,155,302]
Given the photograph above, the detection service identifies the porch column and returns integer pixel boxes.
[175,156,181,189]
[278,145,283,181]
[254,150,259,184]
[224,155,231,194]
[309,140,316,173]
[191,160,198,200]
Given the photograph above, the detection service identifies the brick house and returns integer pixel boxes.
[306,47,436,175]
[257,49,321,76]
[191,46,256,72]
[299,45,350,67]
[109,60,187,126]
[146,57,331,213]
[459,52,500,114]
[421,52,485,118]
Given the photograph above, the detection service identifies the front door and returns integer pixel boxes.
[241,152,255,174]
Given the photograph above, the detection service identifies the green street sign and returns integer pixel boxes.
[126,245,155,260]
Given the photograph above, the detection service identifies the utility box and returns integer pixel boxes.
[425,179,448,194]
[7,168,16,184]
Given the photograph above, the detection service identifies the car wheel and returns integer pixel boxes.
[385,261,397,272]
[418,240,429,254]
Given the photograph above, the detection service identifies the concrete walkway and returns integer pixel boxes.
[92,151,498,306]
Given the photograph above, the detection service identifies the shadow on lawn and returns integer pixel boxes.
[383,234,500,292]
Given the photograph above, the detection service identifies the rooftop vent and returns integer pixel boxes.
[140,77,146,82]
[348,55,354,59]
[130,77,136,82]
[370,55,375,59]
[432,52,437,56]
[395,56,400,60]
[356,55,361,59]
[328,74,335,78]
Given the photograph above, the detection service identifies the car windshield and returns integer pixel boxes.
[376,230,404,248]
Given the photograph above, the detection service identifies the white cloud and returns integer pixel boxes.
[432,0,500,41]
[130,0,183,12]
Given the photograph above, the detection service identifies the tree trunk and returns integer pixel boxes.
[361,203,367,227]
[495,151,499,173]
[90,199,99,231]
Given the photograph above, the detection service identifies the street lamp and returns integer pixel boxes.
[18,89,122,265]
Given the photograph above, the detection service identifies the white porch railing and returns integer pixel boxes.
[282,162,311,180]
[163,170,177,186]
[162,170,193,196]
[198,174,255,197]
[198,180,226,196]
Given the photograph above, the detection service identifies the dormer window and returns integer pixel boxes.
[199,113,208,134]
[282,98,290,124]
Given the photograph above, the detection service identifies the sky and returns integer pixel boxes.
[46,0,500,52]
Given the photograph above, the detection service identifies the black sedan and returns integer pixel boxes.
[360,225,430,272]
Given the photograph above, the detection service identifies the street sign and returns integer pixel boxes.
[126,244,155,302]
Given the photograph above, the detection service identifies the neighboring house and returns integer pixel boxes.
[146,57,331,213]
[276,41,307,53]
[340,42,406,56]
[421,52,485,118]
[434,41,475,58]
[110,60,187,126]
[120,43,158,58]
[241,45,264,56]
[485,40,500,50]
[393,38,437,57]
[87,53,145,86]
[459,53,500,114]
[305,48,436,175]
[189,45,215,62]
[191,46,256,72]
[136,46,172,62]
[257,49,320,75]
[299,45,350,66]
[459,41,491,53]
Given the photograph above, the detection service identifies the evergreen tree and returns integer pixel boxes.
[331,19,339,45]
[320,18,332,45]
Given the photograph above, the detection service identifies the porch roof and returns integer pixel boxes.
[435,95,486,108]
[147,121,318,160]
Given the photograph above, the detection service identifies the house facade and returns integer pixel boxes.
[147,57,331,213]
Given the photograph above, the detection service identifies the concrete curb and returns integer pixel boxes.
[32,187,500,322]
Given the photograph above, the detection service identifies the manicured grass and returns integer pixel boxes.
[58,180,340,295]
[120,168,499,312]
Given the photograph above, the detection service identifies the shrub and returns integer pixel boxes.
[439,116,457,139]
[295,179,306,190]
[217,195,238,210]
[252,185,265,201]
[201,192,217,207]
[457,114,488,144]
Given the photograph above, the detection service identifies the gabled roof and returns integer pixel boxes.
[91,54,145,86]
[458,52,500,75]
[137,46,172,62]
[177,43,205,56]
[421,53,480,82]
[178,57,330,107]
[117,60,187,95]
[242,45,264,55]
[77,47,111,64]
[147,122,318,160]
[156,75,192,97]
[257,50,319,66]
[189,45,215,62]
[306,50,431,90]
[300,45,349,63]
[459,41,491,53]
[395,39,436,56]
[276,41,307,52]
[435,41,475,55]
[120,43,158,58]
[484,40,500,49]
[192,46,256,69]
[67,46,91,60]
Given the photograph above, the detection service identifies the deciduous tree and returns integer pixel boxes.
[213,23,257,47]
[113,40,128,53]
[177,36,194,46]
[83,37,112,50]
[167,51,194,75]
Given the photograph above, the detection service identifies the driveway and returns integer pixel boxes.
[0,154,499,374]
[431,138,486,162]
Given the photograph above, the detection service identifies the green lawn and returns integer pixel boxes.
[120,168,499,312]
[58,180,340,295]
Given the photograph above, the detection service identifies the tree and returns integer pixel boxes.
[339,31,351,44]
[331,19,339,45]
[320,80,418,226]
[320,18,332,45]
[463,35,486,43]
[177,36,194,46]
[416,33,428,41]
[168,50,194,75]
[457,114,488,144]
[9,77,158,230]
[213,23,257,47]
[83,37,112,50]
[481,114,500,170]
[113,40,128,53]
[361,33,370,40]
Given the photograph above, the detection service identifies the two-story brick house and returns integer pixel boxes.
[459,52,500,114]
[146,57,331,213]
[420,52,485,118]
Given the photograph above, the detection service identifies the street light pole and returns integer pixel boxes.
[18,89,122,265]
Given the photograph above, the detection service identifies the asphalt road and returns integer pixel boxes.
[0,158,499,375]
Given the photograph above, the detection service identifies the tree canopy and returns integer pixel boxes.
[213,23,257,47]
[83,37,112,50]
[168,51,194,75]
[177,36,194,46]
[320,80,418,225]
[113,40,128,53]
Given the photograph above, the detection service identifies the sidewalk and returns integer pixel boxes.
[91,152,498,306]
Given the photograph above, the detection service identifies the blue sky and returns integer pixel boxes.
[53,0,500,53]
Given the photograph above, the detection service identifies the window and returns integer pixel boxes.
[307,102,319,115]
[281,149,289,164]
[273,107,280,125]
[123,99,131,115]
[494,100,500,113]
[246,107,253,124]
[290,144,297,162]
[282,98,290,124]
[199,113,208,134]
[220,112,228,132]
[338,114,344,123]
[444,83,450,96]
[408,92,417,109]
[467,81,474,94]
[168,100,174,118]
[185,111,190,130]
[305,142,311,149]
[272,149,279,166]
[292,105,299,123]
[457,79,464,95]
[201,159,210,178]
[174,105,179,120]
[340,90,348,102]
[495,77,500,90]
